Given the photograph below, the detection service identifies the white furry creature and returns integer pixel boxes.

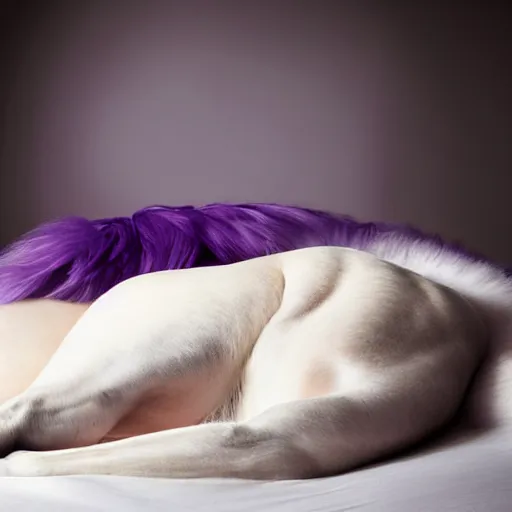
[0,243,510,479]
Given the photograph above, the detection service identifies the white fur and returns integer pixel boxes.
[368,236,512,425]
[0,244,510,479]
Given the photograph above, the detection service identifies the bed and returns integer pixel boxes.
[1,428,510,511]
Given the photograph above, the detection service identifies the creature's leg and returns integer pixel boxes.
[0,262,284,455]
[0,355,477,479]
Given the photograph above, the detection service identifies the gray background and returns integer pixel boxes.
[1,1,511,263]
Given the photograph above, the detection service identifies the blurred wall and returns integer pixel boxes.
[0,1,511,262]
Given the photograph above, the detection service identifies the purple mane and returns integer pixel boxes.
[0,203,493,305]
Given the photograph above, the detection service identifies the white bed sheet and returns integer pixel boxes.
[1,429,510,512]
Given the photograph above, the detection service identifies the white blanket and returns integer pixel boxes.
[1,429,510,511]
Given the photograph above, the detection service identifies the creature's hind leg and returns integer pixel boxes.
[0,265,276,455]
[0,349,479,479]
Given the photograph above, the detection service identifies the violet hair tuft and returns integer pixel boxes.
[0,203,492,304]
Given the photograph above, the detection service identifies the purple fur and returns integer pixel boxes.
[0,203,492,304]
